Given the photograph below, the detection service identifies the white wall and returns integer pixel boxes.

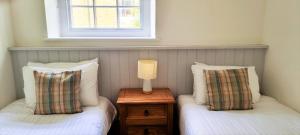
[0,0,16,109]
[263,0,300,112]
[10,0,265,47]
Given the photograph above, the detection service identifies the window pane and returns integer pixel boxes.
[71,7,94,28]
[118,0,140,6]
[95,8,117,28]
[119,8,141,28]
[71,0,93,6]
[95,0,116,6]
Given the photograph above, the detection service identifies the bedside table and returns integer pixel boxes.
[117,88,175,135]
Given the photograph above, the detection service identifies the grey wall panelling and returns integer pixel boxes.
[9,45,267,102]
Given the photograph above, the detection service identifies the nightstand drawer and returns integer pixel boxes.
[127,105,166,117]
[126,116,167,125]
[126,104,167,125]
[128,126,167,135]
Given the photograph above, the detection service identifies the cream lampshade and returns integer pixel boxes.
[138,59,157,94]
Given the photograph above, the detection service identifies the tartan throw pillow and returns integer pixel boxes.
[34,70,83,115]
[204,68,253,111]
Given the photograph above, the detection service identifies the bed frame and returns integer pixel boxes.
[8,44,268,103]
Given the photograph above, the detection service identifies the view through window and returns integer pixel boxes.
[70,0,141,29]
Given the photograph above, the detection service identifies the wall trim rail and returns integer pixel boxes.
[8,44,268,51]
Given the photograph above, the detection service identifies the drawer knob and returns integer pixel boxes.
[144,110,150,116]
[144,128,149,135]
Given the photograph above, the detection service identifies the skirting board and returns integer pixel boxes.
[9,45,267,102]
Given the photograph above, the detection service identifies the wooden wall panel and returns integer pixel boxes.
[244,49,254,66]
[119,51,130,88]
[176,50,187,95]
[149,50,159,87]
[27,51,38,62]
[11,52,20,97]
[38,51,49,63]
[109,51,121,102]
[186,50,197,94]
[196,50,206,63]
[167,50,178,95]
[156,50,168,88]
[234,49,245,66]
[128,51,140,88]
[99,51,111,99]
[69,51,80,62]
[206,49,216,65]
[49,51,59,62]
[58,50,70,62]
[9,47,267,101]
[224,49,235,65]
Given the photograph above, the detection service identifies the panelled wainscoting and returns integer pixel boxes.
[9,45,268,102]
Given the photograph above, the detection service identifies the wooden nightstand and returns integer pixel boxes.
[117,88,175,135]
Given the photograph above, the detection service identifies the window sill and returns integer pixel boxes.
[44,37,157,41]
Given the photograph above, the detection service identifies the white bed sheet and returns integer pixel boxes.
[179,95,300,135]
[0,96,116,135]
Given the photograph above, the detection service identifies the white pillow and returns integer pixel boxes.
[27,58,98,68]
[23,58,99,108]
[192,63,261,105]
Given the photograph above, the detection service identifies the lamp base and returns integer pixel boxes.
[143,79,152,94]
[143,90,152,94]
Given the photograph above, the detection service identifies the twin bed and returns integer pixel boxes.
[179,95,300,135]
[0,96,116,135]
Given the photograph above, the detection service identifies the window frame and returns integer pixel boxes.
[58,0,155,38]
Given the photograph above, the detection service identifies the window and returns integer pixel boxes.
[44,0,155,39]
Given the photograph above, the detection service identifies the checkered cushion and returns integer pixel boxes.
[34,71,82,115]
[204,68,253,111]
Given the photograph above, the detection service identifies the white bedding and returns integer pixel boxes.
[179,95,300,135]
[0,96,116,135]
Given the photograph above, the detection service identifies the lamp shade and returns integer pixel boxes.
[138,59,157,80]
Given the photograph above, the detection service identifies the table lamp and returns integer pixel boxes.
[138,59,157,94]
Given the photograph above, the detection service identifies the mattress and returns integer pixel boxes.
[0,96,116,135]
[178,95,300,135]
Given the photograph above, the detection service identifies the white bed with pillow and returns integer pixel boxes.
[179,95,300,135]
[0,96,116,135]
[0,58,117,135]
[179,63,300,135]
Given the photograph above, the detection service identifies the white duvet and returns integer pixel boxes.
[179,95,300,135]
[0,96,116,135]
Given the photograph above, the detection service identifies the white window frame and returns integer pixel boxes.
[44,0,155,39]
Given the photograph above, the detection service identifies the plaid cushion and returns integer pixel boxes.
[204,68,253,111]
[34,71,82,115]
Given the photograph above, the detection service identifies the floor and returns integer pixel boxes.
[107,119,120,135]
